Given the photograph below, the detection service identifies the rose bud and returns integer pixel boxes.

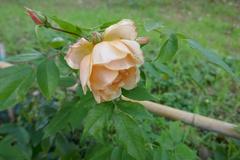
[0,61,13,68]
[136,37,149,46]
[65,19,144,103]
[91,32,103,44]
[25,7,44,25]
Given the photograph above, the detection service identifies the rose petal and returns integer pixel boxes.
[104,54,138,70]
[103,19,137,41]
[90,65,118,90]
[101,85,121,101]
[65,38,93,69]
[121,40,144,64]
[109,40,131,53]
[92,84,122,103]
[92,42,128,64]
[121,67,140,90]
[80,54,92,94]
[92,91,101,103]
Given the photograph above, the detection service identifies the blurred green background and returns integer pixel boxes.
[1,0,240,56]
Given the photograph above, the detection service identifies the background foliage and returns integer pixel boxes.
[0,0,240,160]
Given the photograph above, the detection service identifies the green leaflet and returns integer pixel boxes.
[116,101,153,121]
[59,76,76,88]
[0,124,30,144]
[111,146,135,160]
[86,144,113,160]
[154,122,198,160]
[5,52,44,63]
[174,144,197,160]
[54,134,81,159]
[155,33,178,62]
[37,60,60,98]
[0,65,34,110]
[153,62,175,78]
[43,104,79,138]
[114,110,146,160]
[44,96,93,137]
[153,147,169,160]
[188,39,239,82]
[82,102,113,140]
[144,62,161,79]
[0,136,31,160]
[122,85,156,101]
[49,16,83,36]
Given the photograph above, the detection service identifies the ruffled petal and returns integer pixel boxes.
[90,67,140,103]
[103,19,137,41]
[92,91,101,103]
[101,85,122,101]
[121,67,140,90]
[121,40,144,64]
[80,54,92,94]
[90,65,118,90]
[109,40,131,53]
[104,54,138,70]
[92,42,128,64]
[92,84,122,103]
[65,38,93,69]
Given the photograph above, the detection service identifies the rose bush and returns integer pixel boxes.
[65,19,144,103]
[0,8,238,160]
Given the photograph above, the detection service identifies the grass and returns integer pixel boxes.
[1,0,240,54]
[0,0,240,159]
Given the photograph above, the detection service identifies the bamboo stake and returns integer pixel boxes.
[122,96,240,139]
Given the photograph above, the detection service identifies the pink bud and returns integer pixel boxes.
[25,7,43,25]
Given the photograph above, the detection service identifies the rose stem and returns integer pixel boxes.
[50,26,81,37]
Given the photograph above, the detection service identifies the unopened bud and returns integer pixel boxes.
[136,37,149,46]
[25,7,45,25]
[91,32,103,44]
[0,61,13,69]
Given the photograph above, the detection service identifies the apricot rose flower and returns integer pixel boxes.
[65,19,144,103]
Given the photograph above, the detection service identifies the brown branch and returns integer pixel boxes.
[122,96,240,139]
